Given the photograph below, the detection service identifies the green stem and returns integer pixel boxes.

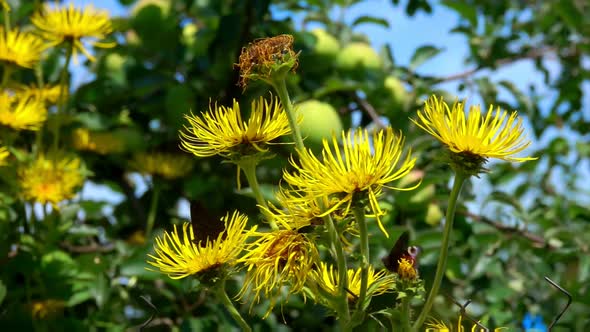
[323,213,350,327]
[145,181,160,238]
[354,204,369,311]
[52,44,73,152]
[413,172,467,329]
[215,279,252,332]
[3,6,10,32]
[1,65,12,88]
[271,78,305,152]
[401,296,412,332]
[239,158,277,230]
[21,202,30,234]
[34,63,45,154]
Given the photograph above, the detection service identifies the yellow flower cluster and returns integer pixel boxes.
[309,262,396,302]
[180,96,291,159]
[147,211,256,279]
[130,152,194,180]
[0,92,47,131]
[72,128,125,155]
[0,26,47,68]
[31,3,115,62]
[284,127,417,237]
[19,154,85,208]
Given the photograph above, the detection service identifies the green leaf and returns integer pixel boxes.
[484,190,524,214]
[67,291,93,307]
[554,0,584,32]
[409,45,442,70]
[0,280,6,306]
[441,0,477,27]
[352,15,389,28]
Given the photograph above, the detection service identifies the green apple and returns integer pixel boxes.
[384,75,407,109]
[295,100,343,152]
[131,0,171,17]
[425,203,443,226]
[104,53,126,72]
[311,29,340,59]
[336,42,382,76]
[181,23,198,47]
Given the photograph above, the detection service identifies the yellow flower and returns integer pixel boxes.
[0,146,9,166]
[31,3,115,62]
[0,27,47,68]
[0,92,47,131]
[308,262,396,303]
[147,211,255,279]
[262,186,325,230]
[413,96,536,164]
[283,127,417,237]
[180,96,291,159]
[19,154,85,208]
[71,128,125,155]
[238,224,319,315]
[31,299,66,320]
[16,84,63,104]
[130,152,194,180]
[397,257,417,280]
[425,316,508,332]
[262,187,358,248]
[0,1,9,11]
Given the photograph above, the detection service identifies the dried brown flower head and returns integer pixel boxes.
[237,34,299,88]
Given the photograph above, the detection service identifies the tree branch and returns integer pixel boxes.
[461,210,556,250]
[350,93,387,130]
[61,241,115,253]
[436,47,556,83]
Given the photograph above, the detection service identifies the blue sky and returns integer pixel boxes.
[72,0,588,210]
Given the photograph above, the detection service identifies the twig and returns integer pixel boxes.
[138,296,158,331]
[436,47,556,83]
[61,242,115,253]
[461,210,555,249]
[350,93,387,130]
[545,277,572,331]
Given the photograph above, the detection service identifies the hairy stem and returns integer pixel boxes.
[52,44,73,151]
[271,79,305,152]
[323,212,351,328]
[350,203,369,326]
[215,280,252,332]
[239,158,277,230]
[145,181,160,238]
[413,172,467,329]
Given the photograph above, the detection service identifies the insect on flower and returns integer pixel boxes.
[382,231,420,279]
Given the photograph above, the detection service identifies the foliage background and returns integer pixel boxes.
[0,0,588,330]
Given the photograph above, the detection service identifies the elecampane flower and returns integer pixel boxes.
[283,127,417,237]
[130,152,194,179]
[412,96,536,162]
[0,93,47,131]
[180,96,291,158]
[147,211,255,279]
[0,1,9,11]
[31,299,66,320]
[426,316,508,332]
[19,154,84,207]
[72,128,125,155]
[397,257,418,280]
[31,3,115,62]
[17,84,63,104]
[238,224,319,316]
[237,34,298,88]
[0,27,47,68]
[309,262,396,302]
